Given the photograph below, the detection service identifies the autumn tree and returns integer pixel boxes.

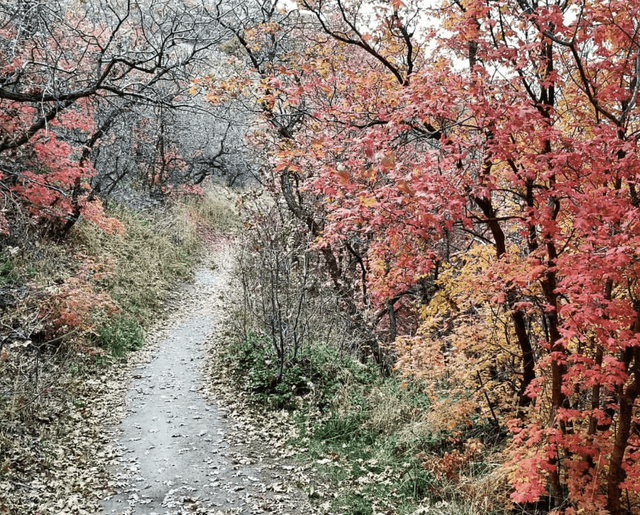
[0,0,224,237]
[201,0,411,369]
[210,0,640,512]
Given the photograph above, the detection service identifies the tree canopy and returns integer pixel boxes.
[203,0,640,512]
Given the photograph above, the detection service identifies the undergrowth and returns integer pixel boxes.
[96,315,144,359]
[223,331,378,410]
[223,329,511,515]
[224,193,511,515]
[293,375,509,515]
[0,186,239,514]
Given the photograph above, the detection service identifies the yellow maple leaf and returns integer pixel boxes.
[359,195,376,207]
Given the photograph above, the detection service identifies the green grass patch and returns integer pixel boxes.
[0,254,15,283]
[224,331,378,410]
[97,315,144,359]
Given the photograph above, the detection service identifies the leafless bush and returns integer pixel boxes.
[234,193,353,383]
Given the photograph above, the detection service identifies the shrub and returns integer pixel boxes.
[97,316,144,359]
[225,331,377,410]
[43,276,120,339]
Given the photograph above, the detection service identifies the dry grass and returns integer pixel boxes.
[458,457,513,514]
[72,206,194,323]
[328,376,427,438]
[363,384,415,435]
[70,187,239,324]
[173,184,240,236]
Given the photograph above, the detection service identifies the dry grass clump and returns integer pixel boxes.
[327,375,430,438]
[457,457,513,514]
[362,384,416,435]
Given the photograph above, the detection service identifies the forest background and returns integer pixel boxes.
[2,0,640,514]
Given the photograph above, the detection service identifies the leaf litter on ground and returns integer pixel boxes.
[1,240,318,515]
[100,242,319,515]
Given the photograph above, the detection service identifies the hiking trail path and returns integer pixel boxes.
[101,245,316,515]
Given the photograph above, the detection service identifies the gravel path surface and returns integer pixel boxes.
[101,247,315,515]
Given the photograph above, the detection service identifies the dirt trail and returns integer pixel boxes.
[101,246,314,515]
